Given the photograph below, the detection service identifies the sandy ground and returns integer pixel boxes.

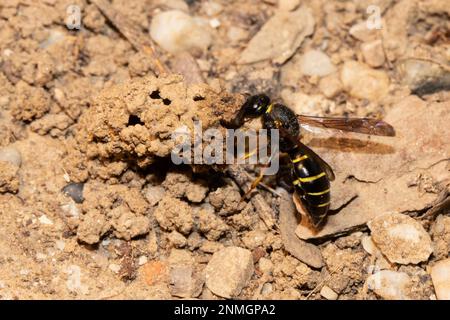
[0,0,449,300]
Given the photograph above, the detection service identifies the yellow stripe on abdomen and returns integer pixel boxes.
[314,201,330,208]
[307,188,330,196]
[299,172,326,183]
[292,154,308,163]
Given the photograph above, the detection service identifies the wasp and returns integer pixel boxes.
[227,94,395,228]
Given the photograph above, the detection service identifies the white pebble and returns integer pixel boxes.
[66,265,89,295]
[55,240,65,251]
[430,258,450,300]
[138,256,148,266]
[368,213,433,265]
[0,146,22,167]
[39,214,54,225]
[299,50,336,77]
[150,10,212,54]
[109,264,121,273]
[209,18,221,28]
[367,270,412,300]
[320,285,338,300]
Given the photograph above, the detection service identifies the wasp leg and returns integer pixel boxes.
[240,151,279,201]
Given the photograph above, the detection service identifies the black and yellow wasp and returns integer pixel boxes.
[226,94,395,229]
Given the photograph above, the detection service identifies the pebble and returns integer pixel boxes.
[320,285,338,300]
[361,235,377,255]
[66,265,89,295]
[340,61,390,101]
[143,185,165,207]
[202,1,223,16]
[168,230,187,248]
[398,58,450,96]
[150,10,212,54]
[138,256,148,266]
[55,240,65,251]
[62,182,84,204]
[361,40,385,68]
[0,146,22,167]
[319,73,343,98]
[299,50,336,77]
[242,230,266,250]
[60,201,80,218]
[205,246,254,298]
[258,257,274,275]
[368,213,433,265]
[38,214,53,225]
[279,0,300,11]
[349,21,378,42]
[430,258,450,300]
[109,263,121,273]
[238,6,314,64]
[169,265,203,298]
[367,270,412,300]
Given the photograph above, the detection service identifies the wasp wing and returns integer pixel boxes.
[297,115,395,137]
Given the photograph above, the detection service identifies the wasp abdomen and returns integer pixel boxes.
[289,149,331,227]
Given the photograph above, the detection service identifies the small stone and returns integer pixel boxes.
[55,240,65,251]
[319,73,343,98]
[361,40,385,68]
[202,1,223,16]
[368,213,433,265]
[361,235,377,255]
[340,61,390,101]
[320,285,338,300]
[38,214,53,225]
[143,185,165,207]
[0,146,22,167]
[430,258,450,300]
[169,265,204,298]
[278,0,300,11]
[138,256,148,266]
[299,50,336,77]
[367,270,412,300]
[62,182,84,204]
[142,261,168,286]
[66,265,89,295]
[349,21,378,42]
[397,58,450,96]
[238,7,315,64]
[109,264,121,273]
[209,18,220,29]
[150,10,212,54]
[205,246,254,298]
[258,258,274,275]
[242,230,266,250]
[168,230,187,248]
